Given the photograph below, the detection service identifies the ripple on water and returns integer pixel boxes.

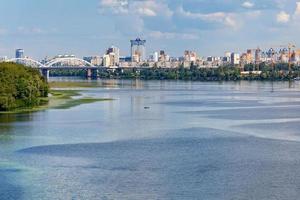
[14,137,300,199]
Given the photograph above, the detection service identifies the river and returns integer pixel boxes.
[1,79,300,199]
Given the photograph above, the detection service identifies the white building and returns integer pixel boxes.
[231,53,240,65]
[106,46,120,66]
[152,52,159,62]
[103,54,111,67]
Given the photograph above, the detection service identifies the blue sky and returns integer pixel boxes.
[0,0,299,59]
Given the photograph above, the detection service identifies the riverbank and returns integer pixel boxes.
[0,90,113,114]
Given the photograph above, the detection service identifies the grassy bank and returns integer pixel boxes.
[0,90,113,114]
[50,90,112,109]
[49,81,123,88]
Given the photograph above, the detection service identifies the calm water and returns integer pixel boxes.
[1,79,300,200]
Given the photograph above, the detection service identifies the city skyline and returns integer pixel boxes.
[0,0,300,59]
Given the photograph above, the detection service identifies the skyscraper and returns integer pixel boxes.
[255,48,262,64]
[106,46,120,66]
[16,49,24,58]
[130,38,146,62]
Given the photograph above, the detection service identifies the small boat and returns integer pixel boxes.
[294,77,300,81]
[144,106,150,109]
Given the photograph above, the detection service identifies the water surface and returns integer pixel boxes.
[1,79,300,199]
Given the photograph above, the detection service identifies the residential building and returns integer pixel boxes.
[106,46,120,65]
[231,53,240,65]
[83,56,102,66]
[130,38,146,62]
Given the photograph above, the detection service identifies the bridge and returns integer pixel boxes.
[2,57,151,79]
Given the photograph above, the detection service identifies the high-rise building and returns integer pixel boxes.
[103,54,111,67]
[103,46,120,67]
[231,53,240,65]
[159,50,166,62]
[107,46,120,65]
[148,52,159,62]
[246,49,253,64]
[16,49,24,58]
[130,38,146,62]
[223,52,232,63]
[184,50,197,62]
[255,48,261,64]
[153,52,158,62]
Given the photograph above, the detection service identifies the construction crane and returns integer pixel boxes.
[287,43,296,78]
[269,43,296,78]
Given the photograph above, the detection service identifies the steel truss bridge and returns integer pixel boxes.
[2,57,151,79]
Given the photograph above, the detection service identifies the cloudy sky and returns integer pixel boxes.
[0,0,299,59]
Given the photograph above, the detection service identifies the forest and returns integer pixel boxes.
[0,62,49,111]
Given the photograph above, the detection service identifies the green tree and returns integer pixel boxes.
[0,62,49,111]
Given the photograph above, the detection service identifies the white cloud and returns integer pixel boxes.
[99,0,128,14]
[98,0,173,35]
[276,11,290,23]
[224,16,238,28]
[242,1,254,9]
[148,31,199,40]
[98,0,173,17]
[177,7,239,29]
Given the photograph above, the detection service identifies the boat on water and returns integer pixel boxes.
[294,77,300,81]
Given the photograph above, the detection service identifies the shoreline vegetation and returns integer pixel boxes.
[50,63,300,81]
[0,63,112,114]
[0,90,113,114]
[0,62,48,112]
[1,62,300,113]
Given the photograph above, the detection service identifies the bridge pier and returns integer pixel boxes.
[41,69,49,80]
[86,69,99,79]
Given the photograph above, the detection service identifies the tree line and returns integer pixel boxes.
[0,62,49,111]
[48,62,300,81]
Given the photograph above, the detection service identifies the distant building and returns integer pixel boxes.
[106,46,120,65]
[246,49,253,64]
[16,49,24,58]
[102,46,120,67]
[223,52,231,63]
[130,38,146,62]
[184,50,197,62]
[102,54,111,67]
[231,53,240,65]
[149,52,159,62]
[83,56,102,66]
[295,50,300,64]
[240,53,248,66]
[158,50,170,62]
[0,56,7,61]
[119,56,131,62]
[255,48,262,64]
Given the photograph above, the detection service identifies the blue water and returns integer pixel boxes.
[1,79,300,199]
